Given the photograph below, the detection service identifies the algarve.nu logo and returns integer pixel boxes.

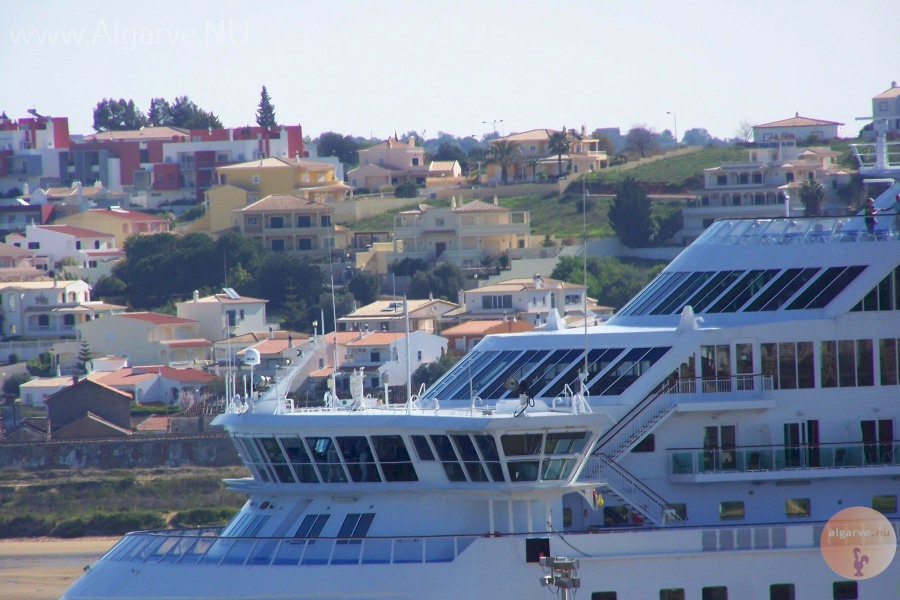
[820,506,897,580]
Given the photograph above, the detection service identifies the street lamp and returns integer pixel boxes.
[667,111,678,146]
[483,119,504,136]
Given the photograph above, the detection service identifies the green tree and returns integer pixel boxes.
[76,339,93,375]
[347,272,381,306]
[407,263,465,301]
[799,179,826,217]
[552,255,665,309]
[147,97,173,126]
[432,142,466,164]
[92,98,149,132]
[389,258,429,277]
[411,353,460,390]
[547,129,571,177]
[608,176,656,247]
[169,96,223,129]
[3,373,32,398]
[394,181,418,198]
[278,284,307,331]
[92,275,127,300]
[624,125,659,158]
[487,139,519,183]
[26,352,54,377]
[315,132,362,166]
[255,86,277,127]
[590,131,615,155]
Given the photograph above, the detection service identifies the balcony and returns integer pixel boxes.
[669,440,900,483]
[667,375,775,412]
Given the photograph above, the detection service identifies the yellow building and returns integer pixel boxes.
[231,194,346,255]
[190,157,352,235]
[485,127,608,183]
[54,208,171,248]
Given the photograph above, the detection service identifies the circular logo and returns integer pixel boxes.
[821,506,897,580]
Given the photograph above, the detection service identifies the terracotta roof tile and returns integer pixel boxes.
[237,194,333,212]
[754,115,844,128]
[36,224,114,239]
[453,199,507,213]
[117,312,197,325]
[346,332,405,346]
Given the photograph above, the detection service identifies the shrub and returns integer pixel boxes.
[85,511,166,535]
[171,507,235,528]
[394,181,419,198]
[0,515,53,538]
[7,353,18,364]
[51,518,86,538]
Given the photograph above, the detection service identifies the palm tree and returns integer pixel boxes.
[527,156,541,181]
[488,139,520,184]
[547,128,571,178]
[799,179,826,216]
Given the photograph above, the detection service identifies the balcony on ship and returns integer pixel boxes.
[667,375,776,412]
[669,440,900,483]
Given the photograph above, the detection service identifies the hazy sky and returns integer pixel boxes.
[4,0,899,141]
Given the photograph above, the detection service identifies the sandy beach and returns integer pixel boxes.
[0,537,116,600]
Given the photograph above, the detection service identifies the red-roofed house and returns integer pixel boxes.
[54,207,170,248]
[44,378,133,439]
[231,194,341,255]
[90,364,218,405]
[441,319,535,355]
[454,274,587,326]
[752,112,844,143]
[78,311,212,367]
[8,223,122,279]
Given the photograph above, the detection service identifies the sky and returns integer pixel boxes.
[3,0,899,141]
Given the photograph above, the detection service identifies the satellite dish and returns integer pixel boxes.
[243,348,261,366]
[505,376,520,393]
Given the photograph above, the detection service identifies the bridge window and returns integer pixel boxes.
[785,498,810,518]
[769,584,795,600]
[719,501,744,520]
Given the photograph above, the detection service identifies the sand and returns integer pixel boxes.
[0,537,117,600]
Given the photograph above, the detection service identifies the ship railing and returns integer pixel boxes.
[100,529,488,567]
[580,454,685,527]
[695,215,900,247]
[591,381,678,460]
[670,440,900,477]
[665,374,774,401]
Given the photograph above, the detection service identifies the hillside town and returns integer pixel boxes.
[0,80,897,450]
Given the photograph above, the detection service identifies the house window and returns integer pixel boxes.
[271,239,285,252]
[435,218,444,226]
[320,215,331,227]
[565,294,580,304]
[716,175,727,186]
[878,101,888,111]
[297,215,312,228]
[94,240,100,249]
[75,241,82,249]
[417,350,422,361]
[37,314,50,328]
[412,157,419,166]
[370,351,380,362]
[251,175,260,184]
[247,217,258,225]
[481,295,512,310]
[659,590,685,600]
[269,216,284,229]
[88,261,98,268]
[28,242,39,249]
[297,238,312,250]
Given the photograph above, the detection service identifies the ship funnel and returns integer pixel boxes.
[676,305,703,335]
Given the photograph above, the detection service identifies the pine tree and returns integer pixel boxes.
[608,176,657,248]
[76,339,93,375]
[255,86,277,127]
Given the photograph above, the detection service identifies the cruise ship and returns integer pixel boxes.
[64,145,900,599]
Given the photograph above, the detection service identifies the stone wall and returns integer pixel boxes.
[0,434,241,470]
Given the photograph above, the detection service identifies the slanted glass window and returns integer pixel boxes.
[294,514,329,538]
[337,513,375,543]
[452,435,489,482]
[546,348,621,398]
[786,266,865,310]
[259,437,294,483]
[477,350,542,399]
[685,270,744,312]
[280,437,319,483]
[430,434,466,481]
[590,347,670,396]
[708,269,779,313]
[545,432,589,455]
[305,437,348,483]
[501,433,543,456]
[520,349,582,398]
[746,268,820,311]
[618,272,685,316]
[474,434,504,481]
[337,436,381,482]
[411,435,435,461]
[652,272,716,315]
[371,435,417,481]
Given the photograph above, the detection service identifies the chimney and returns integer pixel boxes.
[893,80,898,88]
[288,334,293,349]
[533,274,543,289]
[192,290,199,302]
[493,195,498,206]
[268,325,274,339]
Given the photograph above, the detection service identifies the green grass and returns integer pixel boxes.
[0,467,247,538]
[586,146,748,190]
[500,195,614,238]
[346,198,452,231]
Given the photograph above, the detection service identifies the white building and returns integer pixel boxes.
[176,290,269,342]
[78,312,211,367]
[453,274,588,326]
[7,223,123,280]
[0,279,110,337]
[18,375,73,408]
[752,113,844,142]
